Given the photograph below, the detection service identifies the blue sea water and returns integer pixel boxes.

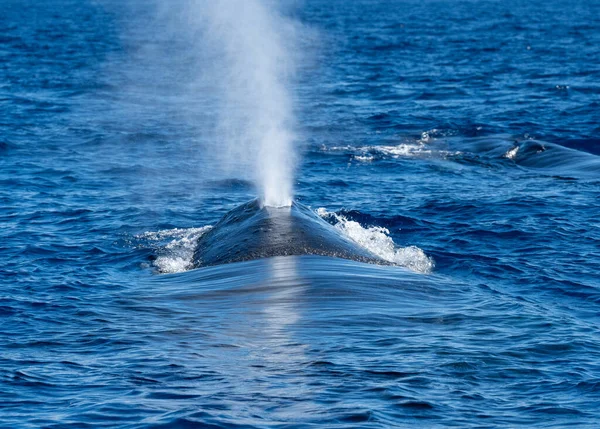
[2,0,600,427]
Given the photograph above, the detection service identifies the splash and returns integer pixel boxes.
[504,146,520,160]
[326,130,461,162]
[206,0,299,207]
[316,208,435,274]
[137,226,212,273]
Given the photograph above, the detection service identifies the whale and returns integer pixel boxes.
[193,199,387,268]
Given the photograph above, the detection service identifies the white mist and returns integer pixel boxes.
[206,0,299,207]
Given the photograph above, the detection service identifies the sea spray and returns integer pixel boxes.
[108,0,305,206]
[205,0,300,207]
[316,208,435,274]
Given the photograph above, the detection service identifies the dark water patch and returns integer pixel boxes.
[397,401,435,410]
[205,178,255,191]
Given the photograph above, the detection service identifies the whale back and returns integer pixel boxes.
[193,199,386,267]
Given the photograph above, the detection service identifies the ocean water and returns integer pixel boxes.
[1,0,600,427]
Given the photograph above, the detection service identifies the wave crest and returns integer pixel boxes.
[137,227,212,274]
[316,208,435,274]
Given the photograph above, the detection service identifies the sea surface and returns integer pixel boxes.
[2,0,600,427]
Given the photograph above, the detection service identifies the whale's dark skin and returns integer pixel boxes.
[193,199,387,268]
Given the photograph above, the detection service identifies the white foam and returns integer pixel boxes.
[328,132,461,161]
[329,143,430,158]
[137,226,212,274]
[316,208,435,274]
[504,146,519,160]
[372,143,433,157]
[365,143,461,159]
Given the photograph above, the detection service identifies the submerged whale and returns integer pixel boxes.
[193,199,386,268]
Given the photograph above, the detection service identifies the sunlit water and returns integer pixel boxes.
[1,0,600,427]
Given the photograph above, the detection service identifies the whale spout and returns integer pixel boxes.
[193,199,387,268]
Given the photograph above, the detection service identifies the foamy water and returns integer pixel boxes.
[137,226,212,273]
[316,208,435,273]
[328,131,462,162]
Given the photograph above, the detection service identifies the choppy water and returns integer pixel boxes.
[2,0,600,427]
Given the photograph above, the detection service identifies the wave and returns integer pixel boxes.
[458,137,600,176]
[322,131,600,177]
[136,227,212,274]
[328,142,461,162]
[325,130,463,162]
[316,208,434,274]
[509,140,600,175]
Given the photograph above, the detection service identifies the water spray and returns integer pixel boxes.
[206,0,299,207]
